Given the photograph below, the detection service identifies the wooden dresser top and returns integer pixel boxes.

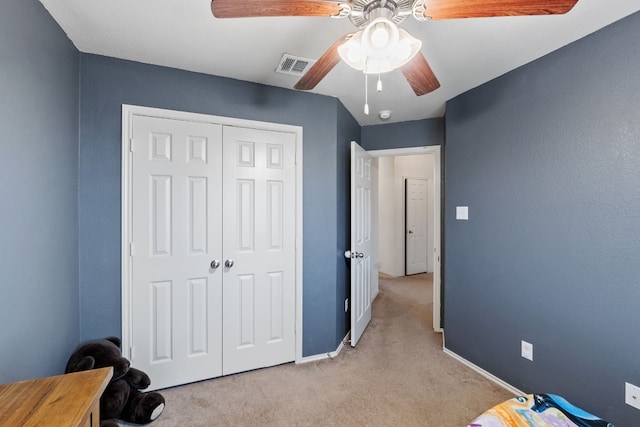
[0,367,113,427]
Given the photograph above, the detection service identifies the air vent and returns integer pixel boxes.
[275,54,315,76]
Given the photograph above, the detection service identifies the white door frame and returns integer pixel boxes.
[368,146,443,332]
[120,105,305,362]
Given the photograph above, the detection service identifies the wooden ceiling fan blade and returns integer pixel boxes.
[294,33,353,91]
[400,52,440,96]
[211,0,345,19]
[422,0,579,20]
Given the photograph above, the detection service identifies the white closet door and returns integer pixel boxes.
[130,115,223,390]
[221,126,296,375]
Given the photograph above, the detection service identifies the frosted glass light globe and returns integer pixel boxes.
[370,24,390,49]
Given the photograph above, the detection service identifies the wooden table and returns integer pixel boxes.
[0,367,113,427]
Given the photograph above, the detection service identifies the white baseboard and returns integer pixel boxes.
[297,332,351,364]
[443,347,525,396]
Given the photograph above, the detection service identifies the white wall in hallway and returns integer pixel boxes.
[377,157,396,275]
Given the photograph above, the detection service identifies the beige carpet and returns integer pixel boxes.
[149,273,513,426]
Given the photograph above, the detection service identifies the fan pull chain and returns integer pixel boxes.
[364,72,369,115]
[363,60,370,115]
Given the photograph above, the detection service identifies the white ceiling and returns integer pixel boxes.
[39,0,640,126]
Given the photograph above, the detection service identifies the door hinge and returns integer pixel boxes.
[129,242,134,256]
[129,346,135,360]
[129,138,134,152]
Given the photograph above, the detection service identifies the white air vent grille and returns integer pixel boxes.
[276,54,315,76]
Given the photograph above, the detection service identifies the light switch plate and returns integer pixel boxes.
[521,340,533,361]
[456,206,469,220]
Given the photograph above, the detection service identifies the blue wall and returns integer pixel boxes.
[78,54,355,357]
[361,118,444,151]
[0,0,80,382]
[444,11,640,426]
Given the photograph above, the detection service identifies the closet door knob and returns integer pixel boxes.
[225,259,234,268]
[210,260,221,269]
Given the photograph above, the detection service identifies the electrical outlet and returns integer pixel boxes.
[626,382,640,410]
[521,340,533,361]
[344,298,349,312]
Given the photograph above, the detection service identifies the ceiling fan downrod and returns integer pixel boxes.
[366,3,396,22]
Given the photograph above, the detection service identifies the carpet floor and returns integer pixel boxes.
[147,273,513,426]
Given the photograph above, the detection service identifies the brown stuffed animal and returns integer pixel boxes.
[65,337,165,427]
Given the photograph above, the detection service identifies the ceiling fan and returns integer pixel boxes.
[210,0,579,98]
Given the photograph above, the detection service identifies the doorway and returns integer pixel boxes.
[369,146,442,332]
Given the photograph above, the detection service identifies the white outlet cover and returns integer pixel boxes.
[626,382,640,410]
[521,340,533,361]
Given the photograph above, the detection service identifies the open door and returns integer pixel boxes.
[349,141,373,347]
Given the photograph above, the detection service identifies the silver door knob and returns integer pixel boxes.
[225,259,234,268]
[210,260,220,269]
[345,250,364,259]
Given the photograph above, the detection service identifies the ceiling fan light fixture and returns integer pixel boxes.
[340,31,365,64]
[370,24,390,48]
[367,57,394,74]
[366,18,397,50]
[397,29,421,62]
[338,17,421,75]
[362,17,399,55]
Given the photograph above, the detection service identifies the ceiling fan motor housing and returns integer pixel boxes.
[348,0,414,28]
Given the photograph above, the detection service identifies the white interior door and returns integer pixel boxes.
[350,141,372,347]
[405,178,428,275]
[221,126,297,375]
[130,115,223,390]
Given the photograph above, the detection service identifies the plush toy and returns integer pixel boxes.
[65,336,165,427]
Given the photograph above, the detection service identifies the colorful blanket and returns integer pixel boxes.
[468,394,614,427]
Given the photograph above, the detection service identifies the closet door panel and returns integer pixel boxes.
[222,126,296,375]
[130,116,223,390]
